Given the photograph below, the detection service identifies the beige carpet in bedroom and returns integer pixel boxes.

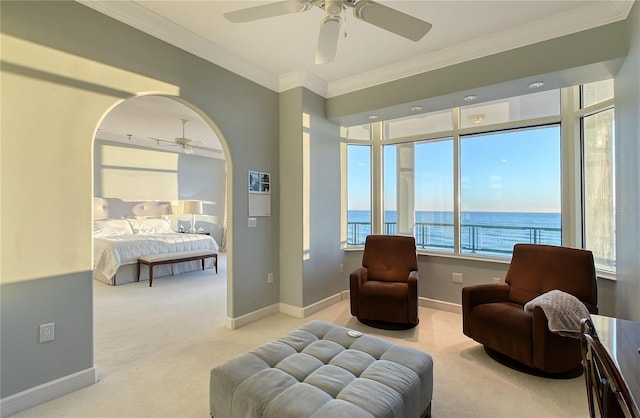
[12,253,589,418]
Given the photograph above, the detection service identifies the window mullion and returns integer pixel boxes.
[371,121,384,235]
[452,107,461,255]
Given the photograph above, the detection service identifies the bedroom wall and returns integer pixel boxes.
[94,139,227,244]
[1,0,279,403]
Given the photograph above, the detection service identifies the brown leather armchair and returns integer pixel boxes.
[462,244,598,376]
[350,235,419,330]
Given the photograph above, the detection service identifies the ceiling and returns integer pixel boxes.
[96,95,225,159]
[86,0,633,155]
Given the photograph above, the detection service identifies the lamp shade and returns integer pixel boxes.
[183,200,203,215]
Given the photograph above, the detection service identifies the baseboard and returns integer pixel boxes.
[279,292,344,318]
[225,303,279,330]
[419,297,462,314]
[0,366,98,418]
[226,293,460,329]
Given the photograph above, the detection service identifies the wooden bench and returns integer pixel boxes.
[137,250,218,287]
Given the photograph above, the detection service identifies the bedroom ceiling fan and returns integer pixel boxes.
[224,0,432,64]
[149,119,216,154]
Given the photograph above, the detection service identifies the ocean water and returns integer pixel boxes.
[347,210,561,256]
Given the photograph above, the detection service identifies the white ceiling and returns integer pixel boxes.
[86,0,633,155]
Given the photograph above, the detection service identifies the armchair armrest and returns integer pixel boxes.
[407,270,419,324]
[350,267,368,316]
[462,283,510,336]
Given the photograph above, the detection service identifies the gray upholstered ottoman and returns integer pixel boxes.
[210,320,434,418]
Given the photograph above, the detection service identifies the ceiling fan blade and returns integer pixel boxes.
[224,0,312,23]
[353,0,432,42]
[315,15,341,64]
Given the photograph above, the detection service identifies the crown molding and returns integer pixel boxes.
[325,0,635,97]
[77,0,280,92]
[77,0,633,99]
[279,71,328,97]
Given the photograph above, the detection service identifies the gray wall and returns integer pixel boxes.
[0,272,93,397]
[1,0,279,399]
[301,88,343,307]
[278,87,342,308]
[614,2,640,321]
[279,88,304,307]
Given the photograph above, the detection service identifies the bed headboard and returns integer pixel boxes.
[94,197,171,220]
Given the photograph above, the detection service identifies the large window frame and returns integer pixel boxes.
[342,82,616,277]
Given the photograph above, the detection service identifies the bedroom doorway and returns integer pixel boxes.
[92,94,232,380]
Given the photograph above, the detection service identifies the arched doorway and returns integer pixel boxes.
[91,94,233,377]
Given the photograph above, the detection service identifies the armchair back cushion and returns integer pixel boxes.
[506,244,598,311]
[362,235,418,282]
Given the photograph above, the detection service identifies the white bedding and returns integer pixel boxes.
[94,233,219,280]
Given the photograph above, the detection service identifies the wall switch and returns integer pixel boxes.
[492,277,502,283]
[248,217,257,228]
[339,264,344,273]
[267,273,273,283]
[39,323,55,343]
[452,273,463,284]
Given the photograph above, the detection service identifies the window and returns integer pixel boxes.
[414,139,454,252]
[581,80,615,272]
[347,145,371,246]
[344,82,616,273]
[460,126,561,256]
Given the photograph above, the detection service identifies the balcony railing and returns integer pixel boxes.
[347,221,561,256]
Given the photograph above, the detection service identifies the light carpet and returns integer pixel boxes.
[12,254,589,417]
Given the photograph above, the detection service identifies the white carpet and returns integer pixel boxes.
[12,254,589,417]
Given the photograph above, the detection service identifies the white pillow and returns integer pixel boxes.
[130,218,173,234]
[94,219,134,238]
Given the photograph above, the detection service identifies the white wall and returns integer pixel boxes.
[94,139,227,244]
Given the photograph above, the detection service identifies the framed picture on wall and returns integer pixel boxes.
[249,170,271,216]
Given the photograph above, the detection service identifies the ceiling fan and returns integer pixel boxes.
[224,0,432,64]
[149,119,214,154]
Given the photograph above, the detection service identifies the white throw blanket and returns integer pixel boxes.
[523,289,591,338]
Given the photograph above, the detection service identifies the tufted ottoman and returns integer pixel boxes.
[210,320,433,418]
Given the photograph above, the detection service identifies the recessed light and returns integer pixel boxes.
[528,81,544,89]
[368,115,379,120]
[468,114,485,124]
[410,106,423,112]
[464,95,478,102]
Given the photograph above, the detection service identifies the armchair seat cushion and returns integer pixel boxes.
[469,302,534,367]
[358,281,410,323]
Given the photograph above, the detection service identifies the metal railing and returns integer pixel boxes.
[347,221,561,256]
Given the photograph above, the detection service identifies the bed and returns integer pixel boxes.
[93,198,219,285]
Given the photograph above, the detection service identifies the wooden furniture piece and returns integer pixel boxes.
[582,315,640,417]
[462,244,598,376]
[350,235,419,329]
[137,250,217,287]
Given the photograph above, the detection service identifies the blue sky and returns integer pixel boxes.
[348,125,561,213]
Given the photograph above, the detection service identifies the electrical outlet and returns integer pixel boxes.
[493,277,502,283]
[39,323,55,343]
[452,273,463,284]
[339,264,344,273]
[248,218,257,228]
[267,273,273,283]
